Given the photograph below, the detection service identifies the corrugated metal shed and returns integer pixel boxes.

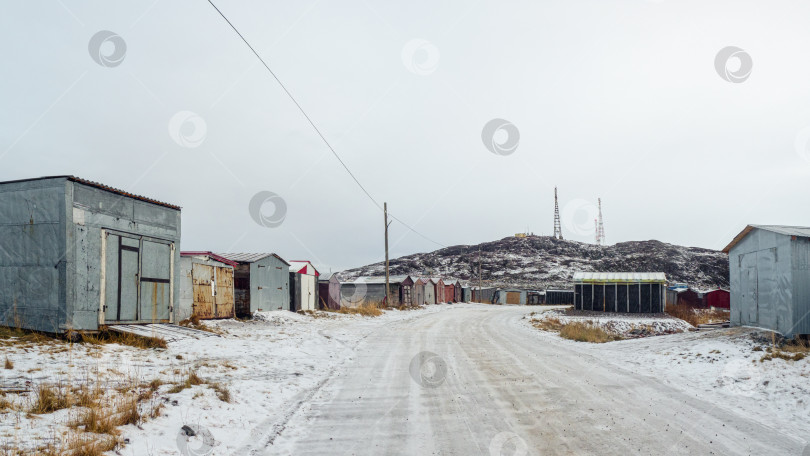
[216,252,289,265]
[723,224,810,253]
[726,225,810,336]
[178,253,235,321]
[216,252,290,316]
[0,176,181,333]
[572,272,667,283]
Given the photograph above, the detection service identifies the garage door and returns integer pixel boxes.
[103,232,174,324]
[214,266,235,318]
[192,263,214,319]
[506,292,521,304]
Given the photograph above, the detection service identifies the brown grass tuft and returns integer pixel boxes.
[532,317,564,332]
[559,322,622,343]
[30,384,73,414]
[210,383,231,403]
[665,304,729,327]
[60,432,119,456]
[168,370,205,394]
[70,397,141,435]
[4,357,12,370]
[330,303,383,317]
[179,315,219,334]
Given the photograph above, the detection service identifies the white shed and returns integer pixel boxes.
[289,261,319,312]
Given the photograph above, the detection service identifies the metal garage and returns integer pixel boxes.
[573,272,667,313]
[0,176,181,333]
[289,261,319,312]
[723,225,810,337]
[178,252,236,321]
[216,253,290,317]
[495,288,527,305]
[318,272,341,310]
[421,278,436,305]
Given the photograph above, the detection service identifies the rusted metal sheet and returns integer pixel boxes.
[214,266,235,318]
[192,264,215,319]
[444,285,455,303]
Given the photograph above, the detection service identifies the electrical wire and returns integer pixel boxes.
[206,0,446,249]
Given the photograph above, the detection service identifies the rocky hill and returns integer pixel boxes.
[340,235,729,290]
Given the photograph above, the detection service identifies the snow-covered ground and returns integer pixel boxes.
[526,306,810,438]
[1,304,808,454]
[0,306,445,455]
[529,307,694,336]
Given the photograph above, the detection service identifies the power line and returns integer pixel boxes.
[206,0,446,249]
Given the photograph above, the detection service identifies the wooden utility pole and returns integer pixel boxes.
[384,202,390,306]
[478,246,482,302]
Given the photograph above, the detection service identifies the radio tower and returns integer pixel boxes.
[553,187,563,240]
[596,197,605,245]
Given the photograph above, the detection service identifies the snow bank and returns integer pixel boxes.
[530,308,693,337]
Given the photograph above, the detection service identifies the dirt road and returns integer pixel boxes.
[269,305,804,455]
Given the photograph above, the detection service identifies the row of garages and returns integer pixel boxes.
[319,275,465,308]
[0,176,323,333]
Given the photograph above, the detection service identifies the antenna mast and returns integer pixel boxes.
[596,197,605,245]
[553,187,563,240]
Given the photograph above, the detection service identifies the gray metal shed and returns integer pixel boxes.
[216,253,290,316]
[0,176,181,333]
[340,275,413,307]
[723,225,810,337]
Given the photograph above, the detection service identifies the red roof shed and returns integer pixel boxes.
[703,289,730,309]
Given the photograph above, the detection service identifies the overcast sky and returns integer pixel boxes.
[2,1,810,272]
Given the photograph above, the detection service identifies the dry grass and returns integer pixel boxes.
[665,304,729,327]
[760,338,809,362]
[330,303,383,317]
[4,357,12,370]
[532,316,621,343]
[57,433,119,456]
[30,384,74,414]
[80,331,167,350]
[559,321,622,343]
[179,315,219,334]
[0,326,53,346]
[210,382,231,403]
[70,396,140,435]
[168,370,205,394]
[0,397,15,412]
[532,317,564,332]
